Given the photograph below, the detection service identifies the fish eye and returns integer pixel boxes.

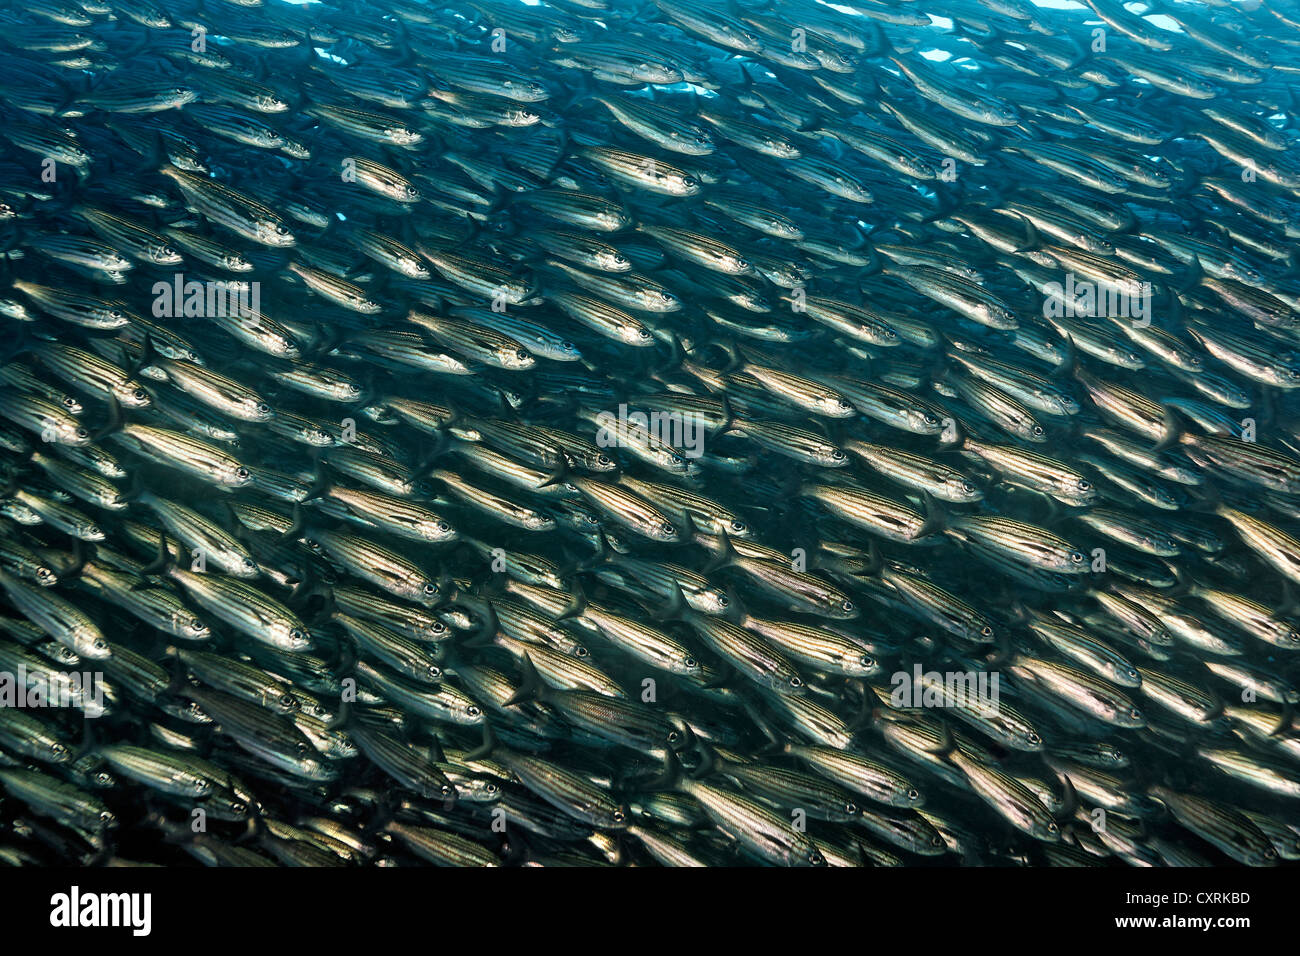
[280,694,295,708]
[1077,479,1091,490]
[562,341,576,351]
[99,810,114,825]
[75,428,89,439]
[612,809,626,823]
[467,705,481,717]
[832,450,846,461]
[436,521,450,532]
[290,627,306,642]
[961,481,975,493]
[717,594,729,607]
[485,782,499,795]
[576,645,589,658]
[133,389,147,401]
[422,583,438,595]
[790,675,803,688]
[636,329,652,341]
[670,455,684,466]
[1070,551,1085,563]
[980,625,993,637]
[1046,821,1059,834]
[1129,707,1142,720]
[730,520,746,533]
[841,600,855,613]
[236,467,250,480]
[242,557,256,568]
[515,350,529,361]
[684,657,698,669]
[1031,425,1044,436]
[428,665,442,680]
[37,568,51,580]
[190,618,203,629]
[256,402,271,415]
[667,730,680,744]
[923,414,939,426]
[661,523,676,536]
[1027,732,1041,745]
[597,454,613,466]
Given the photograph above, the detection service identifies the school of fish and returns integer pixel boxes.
[1,0,1300,867]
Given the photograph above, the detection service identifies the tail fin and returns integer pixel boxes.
[700,528,742,575]
[138,530,173,577]
[1153,402,1190,452]
[916,492,948,538]
[90,394,124,442]
[503,654,551,708]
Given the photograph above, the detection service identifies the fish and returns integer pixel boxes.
[0,0,1299,871]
